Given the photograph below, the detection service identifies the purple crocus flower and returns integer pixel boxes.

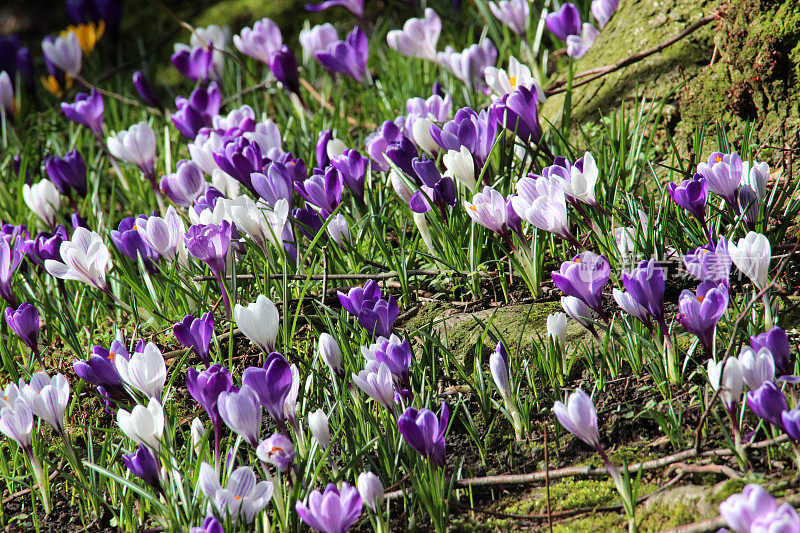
[133,71,162,109]
[385,136,420,178]
[363,334,412,387]
[364,120,404,172]
[44,150,87,198]
[489,0,530,36]
[160,160,209,207]
[171,44,214,83]
[110,216,160,271]
[186,364,234,426]
[191,516,223,533]
[316,129,334,169]
[464,186,515,241]
[218,384,262,448]
[269,45,300,95]
[751,326,792,377]
[696,152,743,210]
[172,82,221,140]
[212,137,262,192]
[675,281,729,352]
[592,0,619,28]
[257,433,295,471]
[5,303,39,358]
[545,3,582,41]
[720,484,780,533]
[242,352,293,426]
[668,174,708,222]
[61,89,104,138]
[185,221,231,277]
[74,338,128,389]
[295,483,363,533]
[294,167,343,217]
[408,158,457,218]
[338,280,382,315]
[305,0,364,18]
[122,444,161,491]
[184,221,233,317]
[683,237,731,286]
[26,226,68,265]
[330,149,367,199]
[0,236,23,306]
[782,409,800,442]
[437,39,497,93]
[491,86,542,143]
[429,107,497,168]
[551,252,611,315]
[553,388,601,450]
[357,295,399,340]
[398,403,449,465]
[621,259,666,329]
[174,312,214,365]
[746,381,788,429]
[292,207,325,240]
[315,26,369,83]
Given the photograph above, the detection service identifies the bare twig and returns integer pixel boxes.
[544,14,717,96]
[192,269,489,282]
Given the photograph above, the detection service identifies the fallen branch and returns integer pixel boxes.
[544,14,717,96]
[192,268,489,282]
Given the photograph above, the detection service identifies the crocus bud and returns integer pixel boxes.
[729,232,771,290]
[45,149,87,198]
[0,72,13,118]
[115,342,166,401]
[782,409,800,442]
[319,332,344,377]
[23,181,61,227]
[61,89,105,137]
[41,31,82,77]
[553,388,601,450]
[308,408,330,449]
[191,417,205,455]
[122,444,161,490]
[546,312,567,349]
[234,294,280,353]
[132,71,162,109]
[5,303,39,353]
[489,342,511,399]
[218,385,263,448]
[357,471,385,512]
[411,117,440,155]
[561,296,595,330]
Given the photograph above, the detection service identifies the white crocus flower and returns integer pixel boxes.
[234,294,280,353]
[511,176,570,239]
[188,129,224,175]
[328,213,350,248]
[45,227,112,291]
[0,72,14,118]
[729,232,771,290]
[225,197,288,254]
[211,169,241,199]
[566,23,599,59]
[197,462,273,525]
[107,121,157,177]
[390,169,415,203]
[20,372,69,434]
[443,146,476,192]
[386,8,441,63]
[484,56,545,102]
[319,333,343,376]
[42,31,82,77]
[23,180,61,227]
[191,417,205,456]
[244,119,284,158]
[136,206,187,264]
[547,312,567,348]
[283,364,300,425]
[352,361,395,411]
[738,346,775,390]
[557,152,598,206]
[309,409,331,449]
[115,342,167,401]
[411,117,440,155]
[741,160,769,203]
[117,397,164,452]
[707,358,744,413]
[0,398,34,449]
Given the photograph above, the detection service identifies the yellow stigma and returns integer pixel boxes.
[468,204,477,211]
[508,76,518,87]
[715,156,722,163]
[697,296,704,302]
[271,446,282,453]
[62,21,106,54]
[132,224,138,230]
[108,351,116,362]
[234,496,242,501]
[573,257,581,263]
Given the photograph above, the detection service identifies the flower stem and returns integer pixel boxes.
[25,447,50,515]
